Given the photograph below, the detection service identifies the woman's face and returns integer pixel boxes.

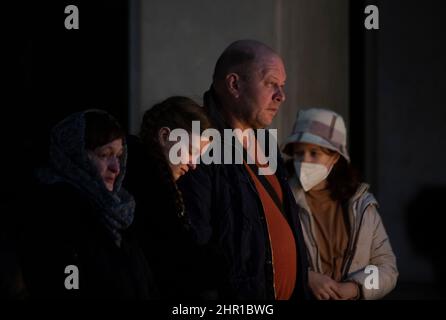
[292,142,339,170]
[88,138,123,191]
[159,128,210,181]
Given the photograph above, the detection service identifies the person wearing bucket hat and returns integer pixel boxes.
[282,108,398,300]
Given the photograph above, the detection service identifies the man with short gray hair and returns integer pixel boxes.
[178,40,310,300]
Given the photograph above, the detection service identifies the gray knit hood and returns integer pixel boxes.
[36,110,135,247]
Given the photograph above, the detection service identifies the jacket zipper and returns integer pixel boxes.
[340,184,370,279]
[341,201,367,280]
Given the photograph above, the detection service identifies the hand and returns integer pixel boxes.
[336,281,360,300]
[308,271,342,300]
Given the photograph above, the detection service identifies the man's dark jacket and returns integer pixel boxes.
[177,88,311,300]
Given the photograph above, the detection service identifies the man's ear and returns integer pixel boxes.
[225,73,241,99]
[158,127,171,147]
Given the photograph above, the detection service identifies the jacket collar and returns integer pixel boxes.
[203,87,231,133]
[290,177,377,218]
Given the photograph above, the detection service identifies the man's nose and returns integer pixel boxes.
[273,86,286,103]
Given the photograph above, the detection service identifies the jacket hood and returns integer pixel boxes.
[40,110,128,193]
[36,110,135,247]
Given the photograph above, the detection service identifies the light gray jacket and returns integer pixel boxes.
[289,176,398,299]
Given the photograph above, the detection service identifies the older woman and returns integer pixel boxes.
[20,110,155,299]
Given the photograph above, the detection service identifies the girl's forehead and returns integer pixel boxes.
[294,142,322,149]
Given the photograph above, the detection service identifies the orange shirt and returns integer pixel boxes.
[244,161,297,300]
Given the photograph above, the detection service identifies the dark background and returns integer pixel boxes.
[3,0,446,299]
[349,0,446,299]
[6,0,129,167]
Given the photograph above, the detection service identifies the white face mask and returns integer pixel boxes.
[293,160,333,192]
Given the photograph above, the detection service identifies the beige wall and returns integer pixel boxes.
[274,0,349,145]
[132,0,349,147]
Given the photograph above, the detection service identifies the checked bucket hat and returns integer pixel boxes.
[282,108,350,162]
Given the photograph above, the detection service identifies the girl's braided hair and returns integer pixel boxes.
[140,96,212,217]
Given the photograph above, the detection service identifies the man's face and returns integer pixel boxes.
[238,55,286,129]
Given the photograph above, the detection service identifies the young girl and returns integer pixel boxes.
[124,96,211,299]
[282,108,398,300]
